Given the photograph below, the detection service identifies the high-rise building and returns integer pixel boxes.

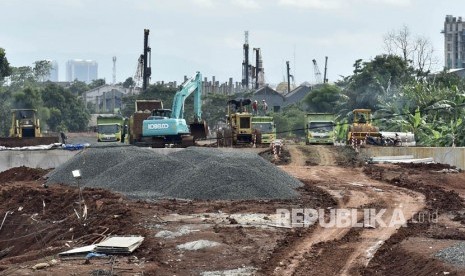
[443,15,465,69]
[66,59,98,83]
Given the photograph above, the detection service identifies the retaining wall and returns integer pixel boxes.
[0,150,79,173]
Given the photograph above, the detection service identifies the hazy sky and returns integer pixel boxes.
[0,0,462,86]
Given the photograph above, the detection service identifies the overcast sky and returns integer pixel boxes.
[0,0,462,86]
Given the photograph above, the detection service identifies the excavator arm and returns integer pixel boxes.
[171,71,203,121]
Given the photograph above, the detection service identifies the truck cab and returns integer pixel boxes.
[305,113,335,145]
[97,115,125,142]
[251,116,276,144]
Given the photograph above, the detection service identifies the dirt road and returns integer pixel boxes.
[273,145,425,275]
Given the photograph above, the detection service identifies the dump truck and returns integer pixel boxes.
[0,109,59,147]
[96,114,126,142]
[305,113,335,145]
[251,116,276,144]
[127,100,164,145]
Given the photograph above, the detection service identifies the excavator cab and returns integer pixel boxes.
[150,109,172,119]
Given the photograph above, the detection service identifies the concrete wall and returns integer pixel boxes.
[0,150,79,173]
[361,147,465,169]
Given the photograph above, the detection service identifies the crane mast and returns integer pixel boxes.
[312,59,322,84]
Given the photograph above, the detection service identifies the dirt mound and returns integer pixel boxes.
[0,166,50,184]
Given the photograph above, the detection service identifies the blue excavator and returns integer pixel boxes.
[139,71,208,147]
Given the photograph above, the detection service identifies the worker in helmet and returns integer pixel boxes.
[252,100,258,115]
[261,100,268,115]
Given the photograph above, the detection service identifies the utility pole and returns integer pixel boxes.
[112,56,116,85]
[323,56,328,83]
[312,59,322,84]
[142,29,151,92]
[286,61,293,94]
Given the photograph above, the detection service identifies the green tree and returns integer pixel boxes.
[42,83,90,132]
[89,79,106,89]
[343,54,414,111]
[69,80,89,95]
[0,48,12,81]
[122,77,135,88]
[304,84,344,113]
[0,89,12,136]
[33,60,52,82]
[12,87,43,109]
[9,66,35,88]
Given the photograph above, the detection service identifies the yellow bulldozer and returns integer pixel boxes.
[347,109,380,146]
[217,99,261,147]
[347,109,416,147]
[0,109,59,147]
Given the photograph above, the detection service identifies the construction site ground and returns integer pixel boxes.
[1,141,465,275]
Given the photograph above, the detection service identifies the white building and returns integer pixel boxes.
[443,15,465,69]
[66,59,98,83]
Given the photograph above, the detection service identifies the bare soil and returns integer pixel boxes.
[2,144,465,275]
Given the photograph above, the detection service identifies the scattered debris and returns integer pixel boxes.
[369,155,434,164]
[176,240,222,251]
[95,236,144,254]
[201,266,257,276]
[155,226,199,239]
[58,244,96,258]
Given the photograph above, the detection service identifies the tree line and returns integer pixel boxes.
[1,25,464,146]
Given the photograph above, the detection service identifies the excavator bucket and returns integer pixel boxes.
[0,136,60,148]
[190,121,208,140]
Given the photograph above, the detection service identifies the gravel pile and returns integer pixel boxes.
[46,146,302,200]
[435,242,465,266]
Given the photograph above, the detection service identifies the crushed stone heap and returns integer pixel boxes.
[46,146,302,200]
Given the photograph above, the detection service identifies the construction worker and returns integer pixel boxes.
[60,132,68,144]
[261,100,268,115]
[252,100,258,115]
